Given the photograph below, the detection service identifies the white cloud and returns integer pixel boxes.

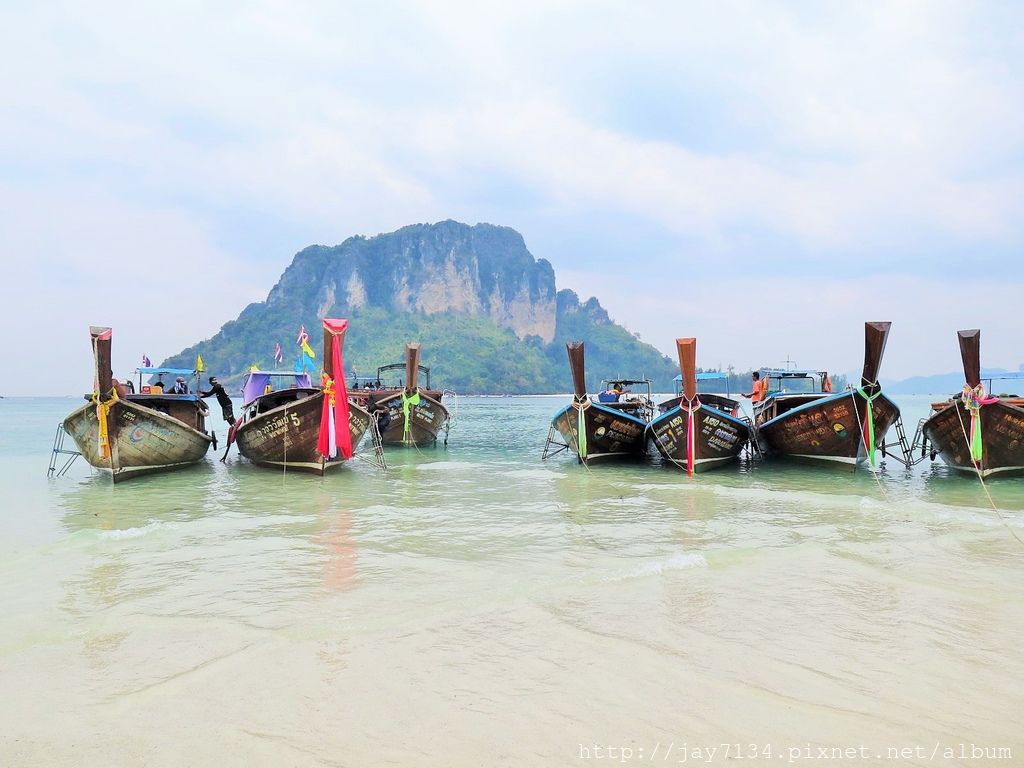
[1,1,1022,392]
[559,267,1022,381]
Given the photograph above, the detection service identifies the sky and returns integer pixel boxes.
[2,1,1022,395]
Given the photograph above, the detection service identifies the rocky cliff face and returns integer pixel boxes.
[267,220,558,342]
[164,220,677,392]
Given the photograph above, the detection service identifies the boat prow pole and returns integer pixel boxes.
[567,341,587,400]
[405,342,421,394]
[89,325,116,471]
[676,337,697,403]
[675,337,698,476]
[565,341,588,462]
[861,321,891,388]
[322,320,348,379]
[90,326,114,397]
[958,329,982,389]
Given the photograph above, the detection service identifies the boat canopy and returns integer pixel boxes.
[982,372,1024,381]
[760,368,828,378]
[358,363,432,389]
[673,372,729,381]
[242,370,313,405]
[136,367,197,376]
[673,372,732,395]
[602,378,651,387]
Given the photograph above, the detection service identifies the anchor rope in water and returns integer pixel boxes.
[282,403,288,480]
[952,395,1024,548]
[856,381,883,469]
[848,391,891,503]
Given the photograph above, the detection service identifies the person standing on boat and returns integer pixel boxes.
[200,376,235,425]
[742,371,769,402]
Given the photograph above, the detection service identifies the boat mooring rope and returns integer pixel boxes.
[953,399,1024,548]
[849,391,891,503]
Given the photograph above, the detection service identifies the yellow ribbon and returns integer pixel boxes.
[91,387,119,458]
[321,373,336,405]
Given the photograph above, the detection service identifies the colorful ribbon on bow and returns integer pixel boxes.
[317,320,353,460]
[857,387,882,468]
[91,388,119,459]
[574,397,588,461]
[401,390,421,442]
[961,384,999,463]
[680,397,701,477]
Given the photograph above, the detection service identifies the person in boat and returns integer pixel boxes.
[742,371,769,402]
[200,376,236,425]
[150,376,165,394]
[170,376,190,395]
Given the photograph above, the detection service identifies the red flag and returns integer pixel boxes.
[274,343,283,364]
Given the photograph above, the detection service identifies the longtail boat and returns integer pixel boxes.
[754,321,900,470]
[648,338,750,474]
[922,329,1024,478]
[63,326,213,482]
[546,341,653,464]
[349,343,450,446]
[232,319,373,474]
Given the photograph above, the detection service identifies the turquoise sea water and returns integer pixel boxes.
[1,395,1022,767]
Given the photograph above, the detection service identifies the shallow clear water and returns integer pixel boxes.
[1,395,1022,766]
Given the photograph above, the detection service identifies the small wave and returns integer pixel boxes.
[604,552,707,582]
[98,521,176,540]
[502,469,567,480]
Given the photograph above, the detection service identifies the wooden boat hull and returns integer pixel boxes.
[648,403,750,472]
[235,390,372,475]
[923,399,1024,478]
[367,390,449,446]
[64,399,213,483]
[756,390,899,470]
[551,401,648,463]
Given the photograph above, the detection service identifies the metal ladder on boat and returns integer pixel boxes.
[358,416,388,470]
[879,415,930,468]
[740,416,763,460]
[441,389,458,447]
[541,424,570,460]
[47,423,81,477]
